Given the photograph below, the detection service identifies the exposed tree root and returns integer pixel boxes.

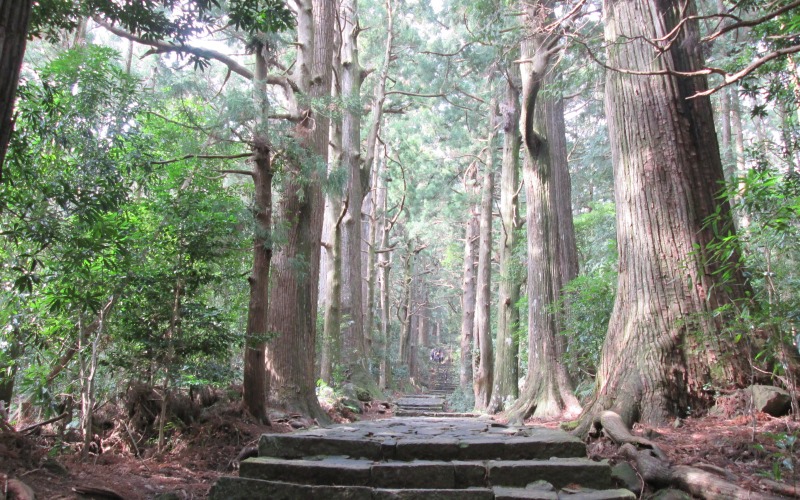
[759,478,800,498]
[593,411,667,460]
[619,443,782,500]
[593,410,782,500]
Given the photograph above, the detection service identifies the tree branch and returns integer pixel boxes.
[150,152,253,166]
[385,90,447,98]
[95,18,254,80]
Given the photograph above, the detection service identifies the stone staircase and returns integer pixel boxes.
[210,417,635,499]
[395,394,447,416]
[429,361,458,396]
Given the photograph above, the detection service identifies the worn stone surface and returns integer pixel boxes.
[217,414,633,499]
[260,417,587,462]
[240,456,372,486]
[557,488,636,500]
[209,477,373,500]
[453,461,488,488]
[493,486,558,499]
[487,458,612,490]
[371,461,455,489]
[259,433,383,460]
[372,488,494,499]
[610,462,641,494]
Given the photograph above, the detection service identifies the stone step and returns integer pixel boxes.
[211,477,496,499]
[493,486,636,500]
[258,419,586,462]
[238,456,613,490]
[210,477,634,500]
[395,410,477,418]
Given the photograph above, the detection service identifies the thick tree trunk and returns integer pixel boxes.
[339,0,367,367]
[473,103,497,411]
[490,72,522,414]
[242,51,273,423]
[575,0,750,436]
[266,0,334,421]
[508,3,581,422]
[0,0,33,179]
[459,168,479,390]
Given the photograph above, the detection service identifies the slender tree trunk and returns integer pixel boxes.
[718,87,734,183]
[320,20,343,385]
[365,141,383,380]
[553,95,578,288]
[320,203,346,385]
[242,50,273,423]
[399,246,413,370]
[0,0,33,179]
[266,0,334,421]
[158,280,182,452]
[377,176,392,388]
[490,72,522,413]
[459,168,479,390]
[80,305,108,459]
[575,0,750,436]
[473,102,497,411]
[417,288,429,350]
[0,325,22,408]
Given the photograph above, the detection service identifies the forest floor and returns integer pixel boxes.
[2,390,799,499]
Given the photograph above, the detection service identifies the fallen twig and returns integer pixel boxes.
[20,412,68,434]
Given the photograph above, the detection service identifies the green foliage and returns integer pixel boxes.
[446,386,475,413]
[557,202,618,385]
[558,269,616,380]
[706,167,800,376]
[754,431,798,482]
[1,42,252,412]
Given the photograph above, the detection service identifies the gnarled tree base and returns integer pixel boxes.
[590,411,782,500]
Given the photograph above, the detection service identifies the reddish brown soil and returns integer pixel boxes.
[2,396,799,499]
[1,396,394,500]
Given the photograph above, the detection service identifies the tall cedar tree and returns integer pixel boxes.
[266,0,335,420]
[575,0,750,434]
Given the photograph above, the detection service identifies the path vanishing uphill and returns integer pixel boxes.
[210,397,636,499]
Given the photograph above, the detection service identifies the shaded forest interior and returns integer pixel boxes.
[2,0,800,498]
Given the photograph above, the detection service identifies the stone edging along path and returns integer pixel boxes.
[210,415,636,499]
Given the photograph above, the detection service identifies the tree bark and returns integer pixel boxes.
[490,71,522,413]
[575,0,750,436]
[320,202,347,385]
[459,167,479,390]
[339,0,367,367]
[377,169,392,388]
[473,102,497,411]
[398,243,414,370]
[242,49,273,423]
[266,0,334,421]
[363,2,395,381]
[0,0,33,180]
[508,2,581,422]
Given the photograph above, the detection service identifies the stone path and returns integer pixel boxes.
[210,416,635,499]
